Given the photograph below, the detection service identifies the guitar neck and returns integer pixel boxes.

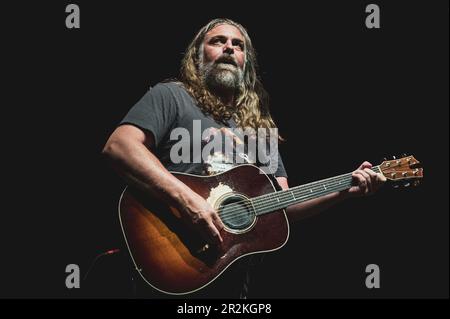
[251,166,381,216]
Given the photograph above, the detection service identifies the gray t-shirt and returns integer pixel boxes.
[120,82,287,298]
[120,82,287,179]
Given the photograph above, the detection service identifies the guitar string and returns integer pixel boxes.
[223,166,383,214]
[221,185,349,223]
[245,165,418,219]
[217,166,382,221]
[218,173,354,221]
[218,166,384,221]
[217,167,382,221]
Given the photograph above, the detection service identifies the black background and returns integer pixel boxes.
[2,1,448,299]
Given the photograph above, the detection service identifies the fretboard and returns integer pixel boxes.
[250,166,381,215]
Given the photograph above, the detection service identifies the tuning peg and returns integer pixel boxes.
[392,155,396,159]
[383,157,387,161]
[402,153,408,157]
[403,182,411,187]
[393,184,400,189]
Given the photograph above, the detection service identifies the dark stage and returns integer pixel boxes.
[2,1,448,301]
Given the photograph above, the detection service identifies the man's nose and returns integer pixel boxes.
[223,40,234,54]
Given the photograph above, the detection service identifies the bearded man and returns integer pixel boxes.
[102,18,385,298]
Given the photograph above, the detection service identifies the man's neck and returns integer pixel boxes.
[211,87,236,107]
[221,94,234,107]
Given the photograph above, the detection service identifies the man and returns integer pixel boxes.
[102,18,386,298]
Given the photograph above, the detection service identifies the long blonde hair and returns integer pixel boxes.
[179,18,281,136]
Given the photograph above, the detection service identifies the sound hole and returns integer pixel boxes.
[218,194,255,232]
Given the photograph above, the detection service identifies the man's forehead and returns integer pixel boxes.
[205,24,244,40]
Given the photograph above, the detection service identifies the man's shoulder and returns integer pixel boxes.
[151,81,187,96]
[149,81,198,113]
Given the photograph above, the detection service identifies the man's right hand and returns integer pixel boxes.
[179,192,225,247]
[102,125,225,246]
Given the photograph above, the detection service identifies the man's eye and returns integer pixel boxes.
[212,38,224,44]
[233,42,244,50]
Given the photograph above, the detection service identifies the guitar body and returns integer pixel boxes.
[119,164,289,295]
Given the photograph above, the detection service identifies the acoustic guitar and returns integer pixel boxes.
[118,155,423,295]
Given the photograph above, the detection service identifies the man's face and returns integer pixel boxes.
[199,24,246,92]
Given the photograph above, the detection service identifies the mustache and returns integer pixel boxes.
[214,54,238,67]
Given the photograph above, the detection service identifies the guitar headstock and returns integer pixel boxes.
[379,155,423,187]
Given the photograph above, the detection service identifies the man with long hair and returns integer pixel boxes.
[102,18,386,298]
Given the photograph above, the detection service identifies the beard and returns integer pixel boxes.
[199,54,244,94]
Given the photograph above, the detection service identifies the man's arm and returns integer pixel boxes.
[277,161,386,223]
[102,124,224,245]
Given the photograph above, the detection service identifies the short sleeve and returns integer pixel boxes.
[120,83,179,147]
[274,151,288,178]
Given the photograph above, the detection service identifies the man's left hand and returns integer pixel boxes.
[344,161,387,197]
